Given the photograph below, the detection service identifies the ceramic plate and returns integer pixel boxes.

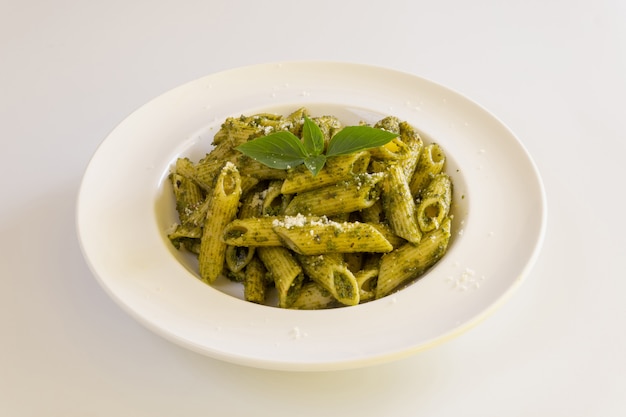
[76,62,546,371]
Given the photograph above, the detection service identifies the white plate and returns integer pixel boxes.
[76,62,546,371]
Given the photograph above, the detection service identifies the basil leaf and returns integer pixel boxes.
[326,126,399,157]
[302,116,325,156]
[303,155,327,177]
[236,131,307,169]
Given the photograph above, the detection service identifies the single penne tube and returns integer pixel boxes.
[376,217,452,299]
[354,254,381,303]
[243,256,268,305]
[212,115,266,147]
[398,121,424,179]
[290,281,337,310]
[171,157,196,179]
[257,246,304,308]
[416,173,452,232]
[296,253,360,306]
[198,162,243,284]
[281,151,371,194]
[409,143,446,197]
[222,217,284,247]
[194,152,239,191]
[224,245,255,273]
[283,172,384,217]
[170,168,204,225]
[272,217,393,255]
[381,163,422,243]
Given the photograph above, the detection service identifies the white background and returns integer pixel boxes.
[2,0,625,415]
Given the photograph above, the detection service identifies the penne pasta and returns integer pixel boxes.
[257,246,304,308]
[381,162,422,243]
[198,162,242,284]
[409,143,446,197]
[284,173,384,217]
[243,256,268,304]
[416,173,452,233]
[297,253,360,306]
[272,215,393,255]
[281,151,371,194]
[290,281,337,310]
[167,108,455,309]
[376,217,452,299]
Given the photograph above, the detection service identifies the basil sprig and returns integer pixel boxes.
[236,116,399,176]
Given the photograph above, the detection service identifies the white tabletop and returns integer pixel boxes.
[2,1,625,415]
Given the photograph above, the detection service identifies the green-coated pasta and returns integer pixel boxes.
[198,162,242,284]
[409,143,446,197]
[416,173,452,233]
[296,253,360,306]
[167,108,456,309]
[283,173,383,217]
[381,162,422,244]
[376,217,452,299]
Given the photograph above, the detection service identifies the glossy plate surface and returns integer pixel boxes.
[77,62,546,371]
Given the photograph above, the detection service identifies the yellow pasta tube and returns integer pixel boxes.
[409,143,446,197]
[353,254,381,303]
[290,281,337,310]
[222,217,284,247]
[381,163,422,243]
[225,245,255,273]
[257,246,304,308]
[281,151,371,194]
[284,173,384,217]
[272,216,393,255]
[170,161,204,224]
[243,256,268,304]
[297,253,360,306]
[416,173,452,232]
[376,217,452,299]
[398,121,424,179]
[198,162,242,284]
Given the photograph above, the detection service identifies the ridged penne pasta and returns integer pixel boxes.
[281,151,371,194]
[167,108,455,309]
[416,173,452,232]
[243,256,268,304]
[198,162,242,284]
[284,173,384,216]
[381,163,422,244]
[272,215,393,255]
[409,143,446,197]
[296,253,360,306]
[353,254,381,303]
[376,217,452,299]
[398,121,424,179]
[290,281,337,310]
[222,217,284,247]
[257,246,304,308]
